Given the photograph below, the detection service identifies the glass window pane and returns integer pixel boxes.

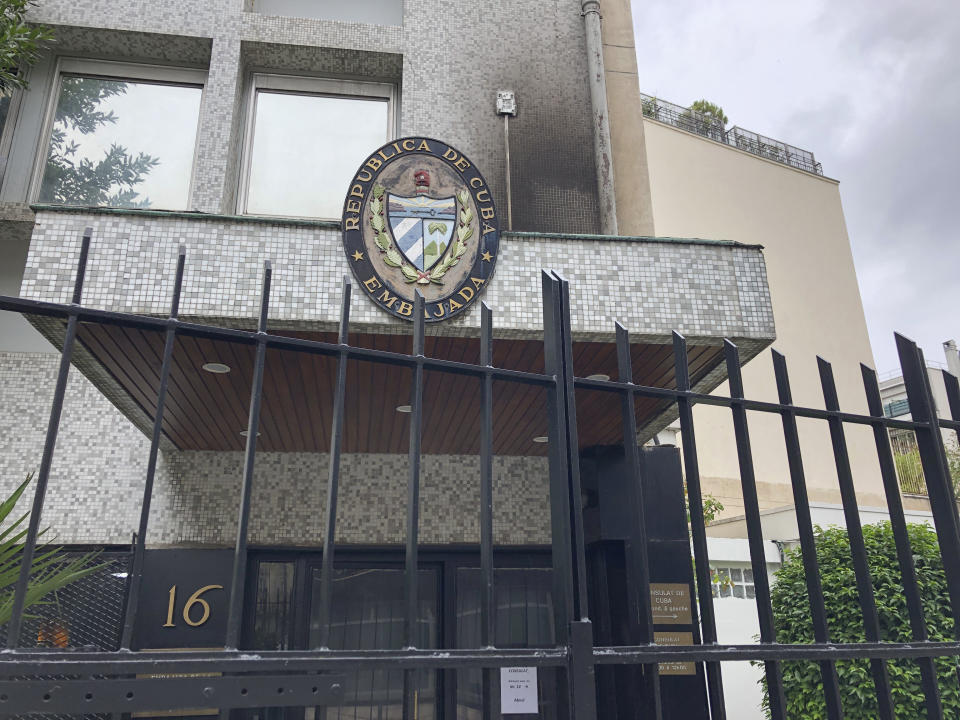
[38,76,202,209]
[746,585,756,599]
[455,568,559,720]
[729,568,743,582]
[253,561,295,650]
[733,585,746,599]
[309,567,438,720]
[743,568,753,583]
[0,90,11,139]
[245,90,389,218]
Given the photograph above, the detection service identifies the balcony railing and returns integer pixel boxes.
[640,94,824,176]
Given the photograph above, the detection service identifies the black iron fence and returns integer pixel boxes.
[0,228,959,718]
[641,94,824,176]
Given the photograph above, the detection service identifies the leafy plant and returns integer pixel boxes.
[0,474,103,629]
[689,99,728,128]
[765,522,960,718]
[0,0,53,91]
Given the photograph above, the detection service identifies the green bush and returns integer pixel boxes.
[767,522,960,718]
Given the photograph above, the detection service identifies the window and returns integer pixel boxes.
[249,0,403,26]
[711,565,756,599]
[240,74,395,219]
[35,59,204,210]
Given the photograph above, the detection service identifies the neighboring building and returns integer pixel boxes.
[0,0,923,718]
[875,339,960,495]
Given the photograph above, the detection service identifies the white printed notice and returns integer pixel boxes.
[500,666,538,714]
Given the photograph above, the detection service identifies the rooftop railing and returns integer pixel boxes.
[640,94,824,176]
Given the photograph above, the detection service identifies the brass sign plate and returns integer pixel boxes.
[654,631,696,676]
[650,582,692,625]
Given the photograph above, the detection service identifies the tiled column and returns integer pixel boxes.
[190,34,245,214]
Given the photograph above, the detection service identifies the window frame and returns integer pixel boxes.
[237,72,398,220]
[30,57,207,209]
[0,86,25,185]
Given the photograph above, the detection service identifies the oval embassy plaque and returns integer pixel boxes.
[341,137,500,322]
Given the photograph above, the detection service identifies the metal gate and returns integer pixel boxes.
[1,228,960,719]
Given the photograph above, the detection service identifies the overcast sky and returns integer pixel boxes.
[631,0,960,374]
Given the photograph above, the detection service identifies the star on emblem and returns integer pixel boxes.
[481,251,493,262]
[352,250,364,261]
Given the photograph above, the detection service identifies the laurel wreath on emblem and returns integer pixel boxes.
[370,183,472,285]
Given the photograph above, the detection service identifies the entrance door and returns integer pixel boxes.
[245,553,557,718]
[306,564,441,719]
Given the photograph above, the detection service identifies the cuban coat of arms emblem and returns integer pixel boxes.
[388,170,457,280]
[341,138,500,322]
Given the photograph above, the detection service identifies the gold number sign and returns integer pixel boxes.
[162,584,224,628]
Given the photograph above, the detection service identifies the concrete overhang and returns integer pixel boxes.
[20,207,776,454]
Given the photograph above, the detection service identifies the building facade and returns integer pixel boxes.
[0,0,910,717]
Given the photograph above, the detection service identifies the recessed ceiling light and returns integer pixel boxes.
[239,430,261,437]
[586,373,610,382]
[202,362,231,374]
[532,436,548,444]
[396,405,412,413]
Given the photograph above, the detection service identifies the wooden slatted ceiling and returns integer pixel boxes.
[75,325,721,456]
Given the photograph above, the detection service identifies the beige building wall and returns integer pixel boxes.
[642,119,890,518]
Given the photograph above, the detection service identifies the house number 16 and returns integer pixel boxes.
[163,584,223,628]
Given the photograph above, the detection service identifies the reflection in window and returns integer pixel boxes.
[307,567,438,720]
[456,568,558,719]
[253,561,295,650]
[245,90,390,218]
[0,90,11,138]
[38,76,202,209]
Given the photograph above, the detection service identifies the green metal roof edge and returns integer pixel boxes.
[28,205,764,250]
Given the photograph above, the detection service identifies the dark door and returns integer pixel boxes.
[244,553,558,718]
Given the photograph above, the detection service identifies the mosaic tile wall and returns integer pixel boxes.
[23,210,775,344]
[0,352,550,546]
[22,0,597,229]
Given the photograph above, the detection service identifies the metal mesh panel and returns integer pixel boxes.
[4,551,130,720]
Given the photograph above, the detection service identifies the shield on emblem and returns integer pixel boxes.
[387,193,457,272]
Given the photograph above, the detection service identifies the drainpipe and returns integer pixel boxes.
[581,0,619,236]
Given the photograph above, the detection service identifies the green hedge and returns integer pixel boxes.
[767,522,960,718]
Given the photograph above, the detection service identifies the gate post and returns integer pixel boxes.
[569,620,598,719]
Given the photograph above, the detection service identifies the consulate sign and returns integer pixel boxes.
[342,137,500,321]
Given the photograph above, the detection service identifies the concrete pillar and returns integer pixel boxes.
[598,0,656,236]
[189,35,244,214]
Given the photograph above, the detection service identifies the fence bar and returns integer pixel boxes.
[723,340,787,720]
[9,639,960,676]
[7,227,91,649]
[403,290,426,720]
[554,273,590,622]
[479,302,496,720]
[771,351,845,719]
[896,335,960,633]
[224,260,272,650]
[817,358,895,719]
[315,277,352,649]
[540,271,574,720]
[615,323,662,720]
[541,271,575,637]
[673,332,727,720]
[120,245,186,651]
[862,364,943,719]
